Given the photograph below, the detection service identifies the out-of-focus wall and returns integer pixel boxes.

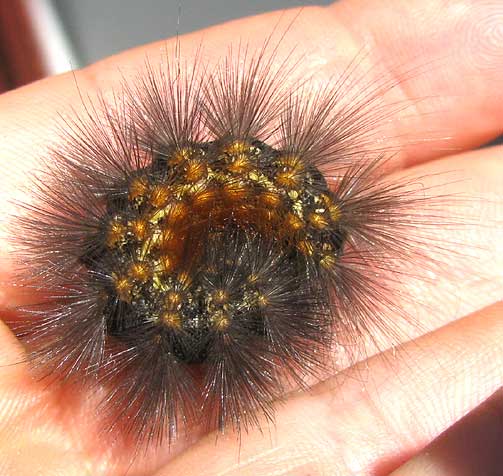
[53,0,332,66]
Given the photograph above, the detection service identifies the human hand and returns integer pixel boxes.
[0,1,502,475]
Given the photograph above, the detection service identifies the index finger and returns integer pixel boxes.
[0,0,502,189]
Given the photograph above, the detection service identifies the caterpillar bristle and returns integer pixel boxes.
[6,36,454,459]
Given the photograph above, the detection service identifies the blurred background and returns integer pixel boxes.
[55,0,334,66]
[0,0,331,92]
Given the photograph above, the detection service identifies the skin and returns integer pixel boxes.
[0,0,502,475]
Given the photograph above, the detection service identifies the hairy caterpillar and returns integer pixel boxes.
[3,12,488,471]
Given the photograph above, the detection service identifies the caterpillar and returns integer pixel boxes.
[3,13,483,471]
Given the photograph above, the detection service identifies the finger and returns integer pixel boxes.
[358,145,503,356]
[0,0,502,204]
[1,1,502,260]
[389,389,503,476]
[33,0,503,161]
[0,316,200,475]
[154,301,503,476]
[2,143,502,369]
[313,145,503,370]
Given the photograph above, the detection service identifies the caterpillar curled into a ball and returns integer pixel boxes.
[6,36,462,460]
